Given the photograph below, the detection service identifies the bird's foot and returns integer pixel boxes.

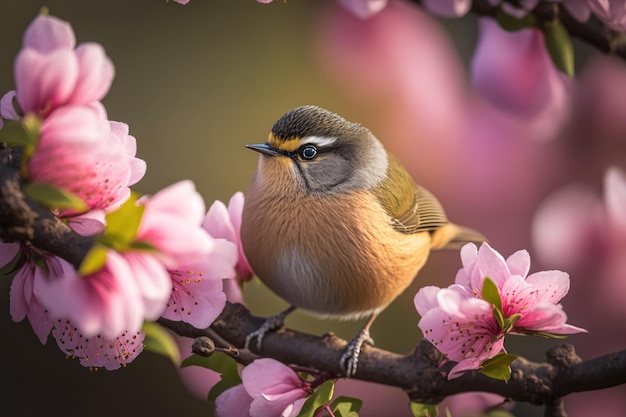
[244,306,295,352]
[340,329,374,378]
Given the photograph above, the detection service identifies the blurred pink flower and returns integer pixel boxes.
[216,358,311,417]
[532,166,626,316]
[173,0,190,4]
[203,192,254,283]
[216,385,254,417]
[556,0,591,22]
[3,14,113,119]
[337,0,389,18]
[6,243,68,344]
[52,320,144,370]
[421,0,471,17]
[440,392,511,417]
[415,242,585,378]
[588,0,626,30]
[470,18,571,140]
[37,249,145,339]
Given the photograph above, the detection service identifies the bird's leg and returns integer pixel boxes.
[244,305,297,352]
[340,312,379,378]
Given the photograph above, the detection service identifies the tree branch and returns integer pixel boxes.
[411,0,626,59]
[0,146,93,268]
[159,302,626,408]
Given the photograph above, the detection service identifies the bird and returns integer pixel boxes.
[240,105,486,377]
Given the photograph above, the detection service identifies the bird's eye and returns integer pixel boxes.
[299,145,318,160]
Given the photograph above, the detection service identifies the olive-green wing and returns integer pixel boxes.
[373,154,449,235]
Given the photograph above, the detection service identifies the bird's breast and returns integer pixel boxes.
[241,179,432,319]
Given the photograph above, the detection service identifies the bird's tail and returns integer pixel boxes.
[430,223,488,250]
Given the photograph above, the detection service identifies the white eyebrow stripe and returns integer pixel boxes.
[300,136,337,147]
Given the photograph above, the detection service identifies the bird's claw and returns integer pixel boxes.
[244,310,290,352]
[340,329,374,378]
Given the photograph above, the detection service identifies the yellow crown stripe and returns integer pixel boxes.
[268,134,301,153]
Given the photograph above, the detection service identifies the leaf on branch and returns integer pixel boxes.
[297,380,335,417]
[181,351,242,401]
[543,19,575,77]
[331,396,362,417]
[495,8,536,32]
[410,401,438,417]
[78,244,107,276]
[22,181,88,212]
[142,321,181,366]
[103,193,144,249]
[0,116,40,147]
[480,353,518,382]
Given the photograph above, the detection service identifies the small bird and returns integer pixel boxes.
[241,105,486,376]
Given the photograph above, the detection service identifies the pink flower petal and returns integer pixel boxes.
[15,48,78,114]
[604,166,626,232]
[67,43,114,105]
[216,385,253,417]
[23,14,76,53]
[337,0,389,19]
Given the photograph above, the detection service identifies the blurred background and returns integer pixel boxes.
[1,0,625,416]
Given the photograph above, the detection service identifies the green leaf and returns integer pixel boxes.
[330,396,362,417]
[482,278,506,330]
[104,193,144,249]
[543,19,575,77]
[495,8,536,32]
[502,313,521,332]
[481,278,502,311]
[181,352,242,401]
[0,116,40,147]
[78,244,108,276]
[142,321,180,365]
[480,353,517,382]
[410,402,438,417]
[22,181,88,211]
[297,380,334,417]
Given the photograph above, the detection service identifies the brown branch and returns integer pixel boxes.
[157,301,626,410]
[411,0,626,59]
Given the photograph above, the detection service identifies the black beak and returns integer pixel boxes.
[246,143,281,156]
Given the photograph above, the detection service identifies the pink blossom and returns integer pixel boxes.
[36,250,145,339]
[337,0,389,19]
[216,385,254,417]
[588,0,626,30]
[160,238,237,328]
[6,243,68,344]
[26,105,145,214]
[52,320,144,370]
[556,0,591,22]
[7,14,113,119]
[173,0,190,4]
[137,180,214,269]
[532,166,626,316]
[421,0,471,18]
[216,358,310,417]
[203,192,254,283]
[415,285,504,378]
[415,242,585,378]
[470,19,571,140]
